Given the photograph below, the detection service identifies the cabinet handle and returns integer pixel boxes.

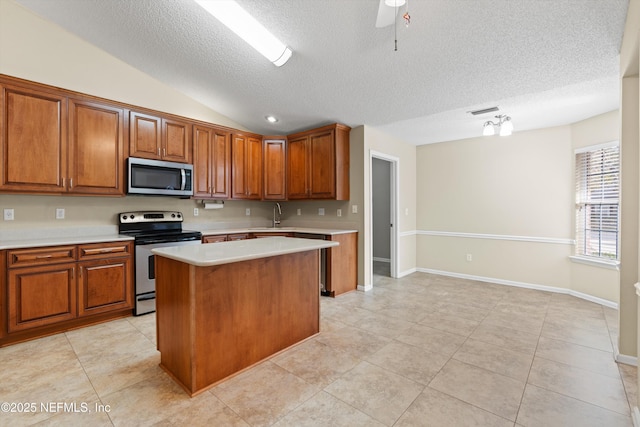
[163,148,166,157]
[157,147,161,156]
[35,254,53,259]
[62,177,65,187]
[69,178,73,189]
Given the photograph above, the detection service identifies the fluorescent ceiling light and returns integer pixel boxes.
[385,0,406,6]
[194,0,292,67]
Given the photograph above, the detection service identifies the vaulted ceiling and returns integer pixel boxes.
[14,0,630,145]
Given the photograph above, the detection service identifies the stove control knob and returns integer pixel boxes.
[176,213,181,218]
[130,214,135,220]
[121,215,127,221]
[171,213,176,218]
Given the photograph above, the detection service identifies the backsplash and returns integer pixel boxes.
[0,194,358,237]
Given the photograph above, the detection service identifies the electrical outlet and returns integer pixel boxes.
[337,209,342,217]
[245,208,251,216]
[405,208,409,216]
[351,205,358,214]
[193,208,199,217]
[3,208,14,221]
[56,208,65,220]
[318,208,325,216]
[297,208,301,216]
[466,254,472,261]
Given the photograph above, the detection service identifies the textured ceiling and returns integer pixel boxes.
[14,0,629,145]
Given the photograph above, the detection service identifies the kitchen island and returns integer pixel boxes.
[152,236,338,396]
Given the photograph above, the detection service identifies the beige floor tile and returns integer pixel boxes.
[160,392,250,426]
[212,361,320,426]
[271,339,360,387]
[482,311,545,335]
[528,357,629,415]
[429,359,526,421]
[395,387,514,427]
[470,322,540,355]
[419,311,481,337]
[356,312,415,338]
[517,384,631,427]
[540,321,613,352]
[364,341,450,385]
[433,301,490,323]
[395,324,467,357]
[271,391,385,427]
[535,336,619,378]
[101,372,198,426]
[314,325,391,358]
[324,361,424,425]
[453,338,534,381]
[618,363,638,411]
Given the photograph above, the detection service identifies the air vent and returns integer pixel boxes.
[469,106,499,115]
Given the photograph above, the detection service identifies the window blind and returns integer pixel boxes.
[575,143,619,259]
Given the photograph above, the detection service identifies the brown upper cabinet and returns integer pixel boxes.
[263,137,287,200]
[129,111,191,163]
[0,80,125,196]
[193,124,231,199]
[286,123,350,200]
[231,133,262,200]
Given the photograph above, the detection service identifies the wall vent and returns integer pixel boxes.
[469,106,499,115]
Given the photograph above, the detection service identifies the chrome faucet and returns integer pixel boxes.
[273,202,282,228]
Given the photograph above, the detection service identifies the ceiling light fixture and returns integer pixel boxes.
[265,115,278,123]
[384,0,406,6]
[483,115,514,136]
[194,0,292,67]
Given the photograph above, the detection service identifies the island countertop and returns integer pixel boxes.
[152,236,338,267]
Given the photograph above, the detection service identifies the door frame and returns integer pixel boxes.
[369,150,399,280]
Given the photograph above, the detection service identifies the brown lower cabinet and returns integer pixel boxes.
[202,231,358,297]
[1,241,133,346]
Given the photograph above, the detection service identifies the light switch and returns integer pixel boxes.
[297,208,301,216]
[337,209,342,217]
[318,208,325,216]
[56,208,65,219]
[351,205,358,214]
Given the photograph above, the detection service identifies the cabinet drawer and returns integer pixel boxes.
[203,235,227,243]
[8,246,76,268]
[78,241,132,261]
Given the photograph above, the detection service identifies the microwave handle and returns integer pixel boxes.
[181,169,186,191]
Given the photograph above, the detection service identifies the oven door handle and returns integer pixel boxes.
[181,169,186,191]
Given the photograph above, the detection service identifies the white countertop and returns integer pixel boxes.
[200,227,357,236]
[0,233,132,250]
[152,236,338,267]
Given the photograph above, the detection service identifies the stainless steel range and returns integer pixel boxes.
[118,211,202,315]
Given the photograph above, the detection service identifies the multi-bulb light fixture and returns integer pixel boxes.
[483,114,514,136]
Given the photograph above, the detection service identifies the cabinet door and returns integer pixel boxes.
[286,136,309,199]
[211,130,231,199]
[231,134,247,199]
[263,139,286,200]
[68,99,125,195]
[8,263,77,332]
[193,125,213,198]
[246,136,263,199]
[309,129,335,199]
[1,85,67,193]
[78,258,132,316]
[195,125,231,199]
[162,118,191,163]
[129,111,161,159]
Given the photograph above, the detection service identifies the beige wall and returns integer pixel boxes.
[415,116,620,304]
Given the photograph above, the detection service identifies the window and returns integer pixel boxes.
[575,142,620,260]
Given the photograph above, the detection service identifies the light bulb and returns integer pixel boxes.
[483,122,495,136]
[500,118,513,136]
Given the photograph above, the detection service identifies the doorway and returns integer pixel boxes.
[370,151,399,281]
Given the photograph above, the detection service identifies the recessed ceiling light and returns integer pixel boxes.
[265,116,278,123]
[194,0,292,67]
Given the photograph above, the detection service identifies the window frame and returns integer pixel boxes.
[573,141,620,265]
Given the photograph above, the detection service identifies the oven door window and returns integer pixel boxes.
[131,164,182,191]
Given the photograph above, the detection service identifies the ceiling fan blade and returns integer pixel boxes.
[375,0,397,28]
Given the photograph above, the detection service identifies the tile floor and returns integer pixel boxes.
[0,265,636,426]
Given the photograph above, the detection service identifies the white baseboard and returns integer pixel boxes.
[416,267,618,309]
[615,349,638,366]
[397,268,417,278]
[358,283,374,292]
[633,407,640,427]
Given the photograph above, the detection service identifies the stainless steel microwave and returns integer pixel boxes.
[127,157,194,197]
